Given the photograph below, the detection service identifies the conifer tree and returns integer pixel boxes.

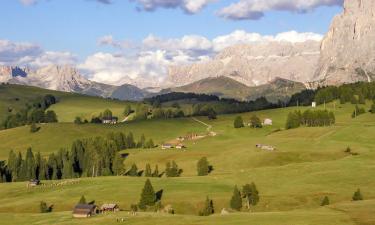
[230,185,242,211]
[152,165,159,177]
[197,157,209,176]
[79,195,87,204]
[139,179,156,210]
[234,116,244,128]
[249,115,262,128]
[199,196,214,216]
[321,196,330,206]
[242,182,259,209]
[145,164,152,177]
[128,164,138,177]
[24,148,36,180]
[352,189,363,201]
[113,153,124,175]
[165,161,181,177]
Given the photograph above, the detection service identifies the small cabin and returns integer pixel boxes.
[73,204,97,218]
[102,117,118,124]
[100,204,119,213]
[28,179,40,187]
[263,118,273,126]
[162,144,173,149]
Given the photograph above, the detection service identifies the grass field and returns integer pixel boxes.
[0,93,374,224]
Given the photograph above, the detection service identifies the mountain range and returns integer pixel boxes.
[1,0,374,101]
[0,65,148,101]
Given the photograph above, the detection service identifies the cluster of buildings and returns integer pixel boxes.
[73,203,119,218]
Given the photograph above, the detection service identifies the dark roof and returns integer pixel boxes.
[74,204,96,211]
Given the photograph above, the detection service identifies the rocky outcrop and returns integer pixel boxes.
[315,0,375,85]
[168,41,321,87]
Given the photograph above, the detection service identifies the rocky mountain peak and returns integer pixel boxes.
[315,0,375,85]
[168,40,320,87]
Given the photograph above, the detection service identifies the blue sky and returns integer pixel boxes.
[1,0,342,57]
[0,0,343,85]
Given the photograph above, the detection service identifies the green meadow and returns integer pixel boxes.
[0,88,375,224]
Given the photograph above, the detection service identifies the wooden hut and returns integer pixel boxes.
[73,204,97,218]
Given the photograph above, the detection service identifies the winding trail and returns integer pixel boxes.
[192,117,213,132]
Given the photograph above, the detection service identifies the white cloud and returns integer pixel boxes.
[78,51,171,87]
[218,0,343,20]
[28,51,78,67]
[92,30,323,86]
[0,39,77,67]
[132,0,214,14]
[212,30,323,51]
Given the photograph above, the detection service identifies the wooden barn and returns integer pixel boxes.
[73,204,97,218]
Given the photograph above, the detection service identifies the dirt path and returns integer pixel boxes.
[192,117,213,132]
[121,115,131,123]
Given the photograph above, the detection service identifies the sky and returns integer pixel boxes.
[0,0,344,86]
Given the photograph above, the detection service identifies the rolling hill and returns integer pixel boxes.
[161,76,306,102]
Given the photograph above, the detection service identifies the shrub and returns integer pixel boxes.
[234,116,244,128]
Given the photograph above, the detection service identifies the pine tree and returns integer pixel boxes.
[165,161,180,177]
[145,164,152,177]
[78,195,87,204]
[352,189,363,201]
[112,153,124,175]
[197,157,209,176]
[152,165,159,177]
[128,164,138,177]
[140,134,146,148]
[138,179,156,210]
[321,196,330,206]
[234,116,244,128]
[24,148,36,180]
[230,185,242,211]
[249,115,262,128]
[199,196,214,216]
[242,182,259,209]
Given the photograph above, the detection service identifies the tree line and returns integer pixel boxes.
[0,131,155,182]
[288,82,375,107]
[1,94,58,129]
[286,109,335,129]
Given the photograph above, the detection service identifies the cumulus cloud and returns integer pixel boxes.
[132,0,214,14]
[78,51,170,87]
[218,0,343,20]
[0,39,77,67]
[92,30,323,86]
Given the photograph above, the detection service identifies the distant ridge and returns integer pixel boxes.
[160,76,305,103]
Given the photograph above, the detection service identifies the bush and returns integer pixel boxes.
[234,116,244,128]
[352,189,363,201]
[249,115,262,128]
[40,201,52,213]
[320,196,330,206]
[30,123,39,133]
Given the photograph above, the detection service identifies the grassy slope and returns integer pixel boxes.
[0,84,137,123]
[0,99,374,224]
